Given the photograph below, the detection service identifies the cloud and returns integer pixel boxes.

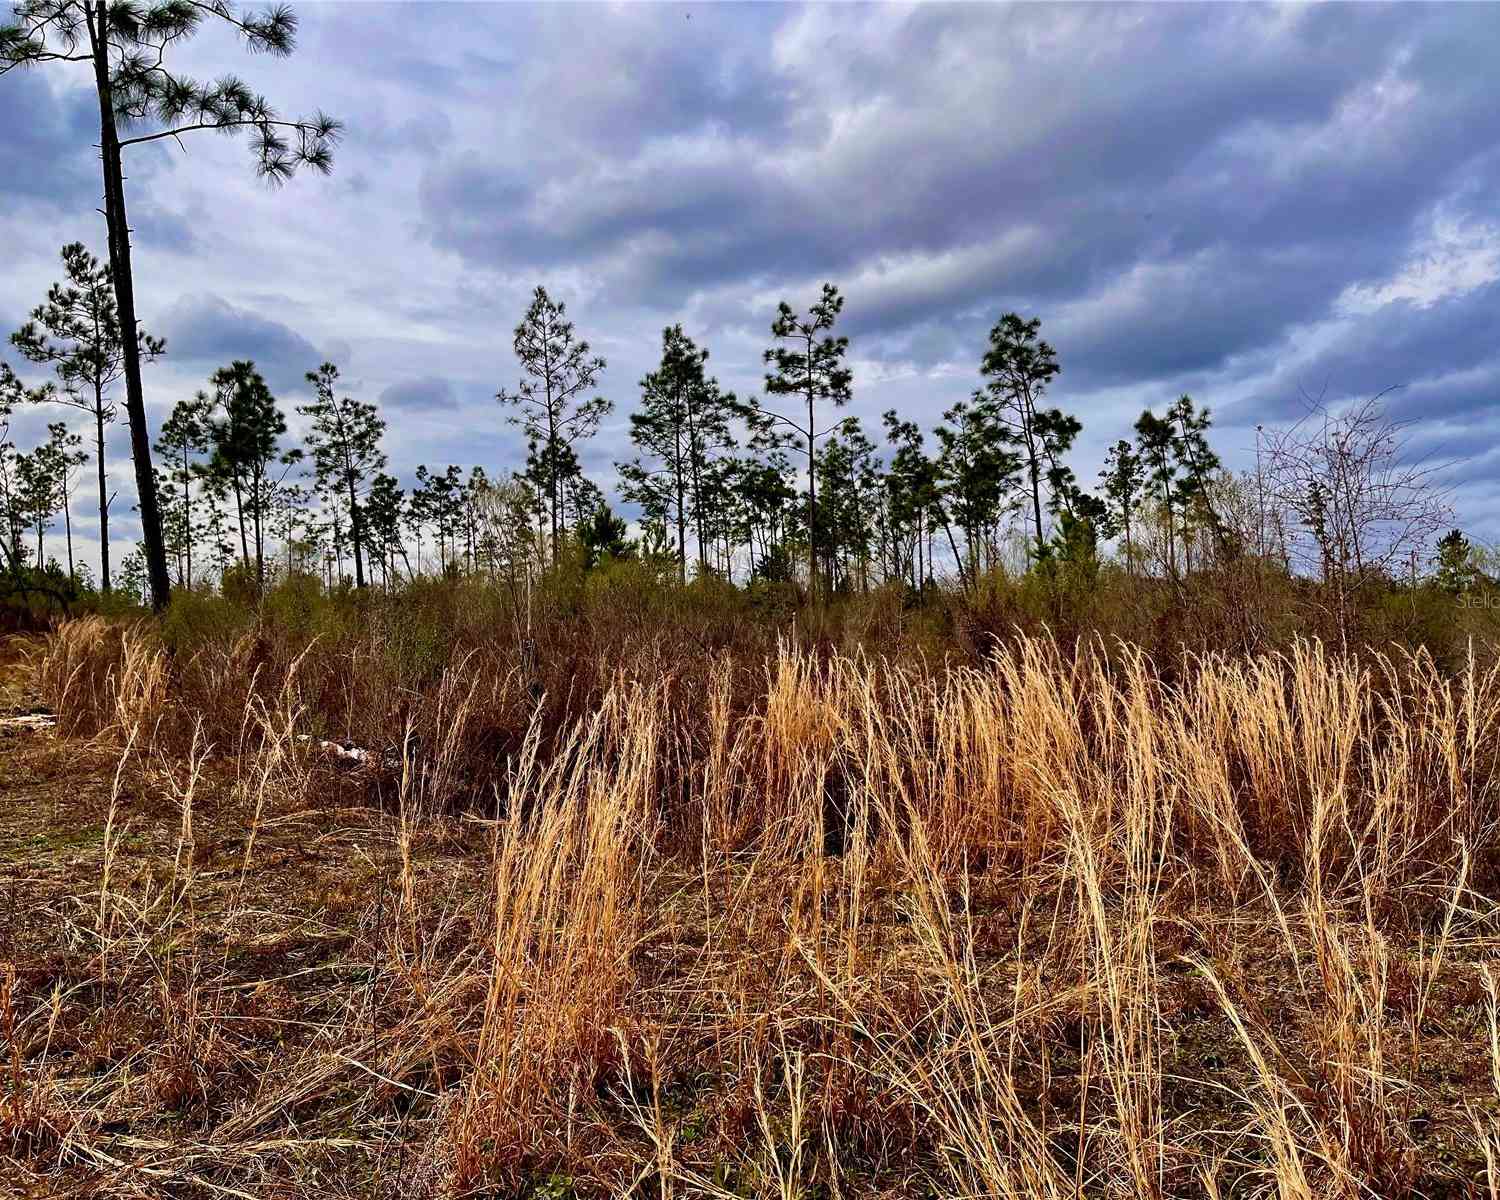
[380,376,458,412]
[1337,213,1500,315]
[417,4,1496,313]
[157,295,325,396]
[0,70,98,212]
[127,201,200,256]
[1243,277,1500,428]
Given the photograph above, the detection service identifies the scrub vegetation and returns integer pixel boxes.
[3,570,1500,1197]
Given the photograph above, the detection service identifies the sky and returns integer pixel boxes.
[3,0,1500,578]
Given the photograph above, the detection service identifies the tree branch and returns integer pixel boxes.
[117,114,323,148]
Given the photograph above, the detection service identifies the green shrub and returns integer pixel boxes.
[159,586,252,655]
[261,571,337,643]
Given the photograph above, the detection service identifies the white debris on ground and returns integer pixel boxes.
[296,734,401,770]
[0,712,56,732]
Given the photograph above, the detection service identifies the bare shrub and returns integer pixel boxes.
[1261,390,1455,648]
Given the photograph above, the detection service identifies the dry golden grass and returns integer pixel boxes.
[2,618,1499,1198]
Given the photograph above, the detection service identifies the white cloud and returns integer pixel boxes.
[1338,211,1500,315]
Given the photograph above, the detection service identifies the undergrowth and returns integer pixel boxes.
[4,586,1500,1197]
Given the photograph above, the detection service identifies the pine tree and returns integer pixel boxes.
[759,283,853,602]
[15,439,63,567]
[578,503,630,568]
[412,464,465,573]
[156,394,211,588]
[0,448,21,574]
[407,468,433,575]
[561,471,605,536]
[362,472,407,585]
[496,286,610,563]
[883,411,943,593]
[462,466,489,575]
[204,360,297,588]
[8,242,164,591]
[696,455,745,580]
[1433,529,1479,595]
[618,328,698,582]
[1167,394,1224,568]
[42,421,87,580]
[198,470,238,579]
[731,446,799,582]
[933,394,1018,591]
[1100,439,1144,575]
[814,417,882,593]
[618,325,741,583]
[0,368,20,572]
[266,479,310,578]
[1134,396,1223,579]
[2,1,340,609]
[1133,409,1180,579]
[980,314,1079,561]
[117,545,147,604]
[299,363,386,588]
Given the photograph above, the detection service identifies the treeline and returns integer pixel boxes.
[0,256,1218,596]
[1,240,1486,644]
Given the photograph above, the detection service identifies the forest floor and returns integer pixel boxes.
[0,635,500,1196]
[3,629,1500,1198]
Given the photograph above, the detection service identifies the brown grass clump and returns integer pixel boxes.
[3,617,1500,1198]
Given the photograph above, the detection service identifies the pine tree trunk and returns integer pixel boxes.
[941,517,967,594]
[63,476,75,581]
[183,458,193,590]
[1162,477,1177,580]
[87,0,170,610]
[1028,457,1045,559]
[675,434,686,585]
[806,387,817,603]
[232,479,249,566]
[252,471,265,588]
[95,399,110,591]
[348,477,365,588]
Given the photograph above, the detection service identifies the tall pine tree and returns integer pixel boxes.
[204,361,296,588]
[618,325,740,583]
[1100,439,1143,575]
[299,363,386,589]
[933,394,1018,592]
[758,283,853,601]
[2,0,340,608]
[9,242,164,592]
[496,286,610,564]
[980,314,1080,562]
[156,394,212,589]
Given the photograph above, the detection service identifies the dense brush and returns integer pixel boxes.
[6,618,1500,1197]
